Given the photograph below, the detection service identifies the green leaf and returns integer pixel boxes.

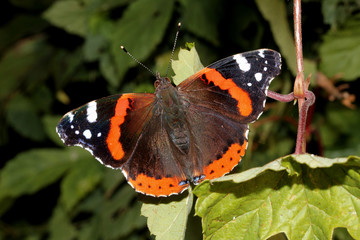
[105,201,146,239]
[319,14,360,81]
[6,94,46,141]
[43,115,64,146]
[102,167,125,194]
[83,34,107,62]
[99,52,119,87]
[109,0,175,87]
[321,0,340,28]
[321,106,360,157]
[255,0,297,76]
[60,158,103,210]
[172,46,204,85]
[43,0,90,36]
[0,197,14,218]
[194,154,360,240]
[0,36,52,100]
[48,205,77,240]
[0,148,86,200]
[141,192,194,240]
[0,14,48,52]
[180,0,220,45]
[51,47,85,88]
[321,0,360,29]
[100,186,145,239]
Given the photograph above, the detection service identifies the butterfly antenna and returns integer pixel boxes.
[120,46,156,77]
[166,22,181,77]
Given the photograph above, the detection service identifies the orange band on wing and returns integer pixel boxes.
[203,141,247,180]
[107,96,131,160]
[204,69,252,116]
[128,173,189,197]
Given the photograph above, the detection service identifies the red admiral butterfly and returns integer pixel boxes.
[56,49,281,197]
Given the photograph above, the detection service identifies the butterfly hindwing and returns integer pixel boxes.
[184,106,249,181]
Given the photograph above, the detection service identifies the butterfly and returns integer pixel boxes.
[56,49,281,197]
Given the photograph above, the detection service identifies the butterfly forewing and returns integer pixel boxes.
[178,49,281,122]
[56,93,155,168]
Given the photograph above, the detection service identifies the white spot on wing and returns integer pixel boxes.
[234,55,251,72]
[258,50,265,58]
[83,129,92,139]
[75,130,80,135]
[97,132,102,137]
[71,125,74,129]
[264,67,268,71]
[247,82,252,87]
[67,113,74,123]
[255,73,262,81]
[87,101,98,123]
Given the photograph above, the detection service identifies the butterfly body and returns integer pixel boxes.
[57,49,281,197]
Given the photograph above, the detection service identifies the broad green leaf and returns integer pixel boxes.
[155,51,175,78]
[102,167,125,194]
[6,94,46,141]
[60,158,103,210]
[0,197,14,218]
[321,106,360,157]
[180,0,220,45]
[109,0,175,87]
[322,0,341,28]
[321,0,360,29]
[48,205,77,240]
[43,115,64,146]
[83,34,107,62]
[255,0,297,76]
[31,85,53,113]
[319,14,360,81]
[194,154,360,240]
[104,201,146,239]
[256,0,316,82]
[100,187,145,239]
[172,46,204,85]
[0,36,52,100]
[51,47,85,88]
[43,0,90,36]
[99,52,119,88]
[72,185,142,239]
[0,148,86,200]
[0,14,48,52]
[141,192,194,240]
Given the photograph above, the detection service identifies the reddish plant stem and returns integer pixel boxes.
[266,91,294,103]
[295,91,315,154]
[267,90,315,154]
[294,0,304,81]
[268,1,316,154]
[293,0,312,154]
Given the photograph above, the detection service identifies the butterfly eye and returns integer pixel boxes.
[154,79,160,88]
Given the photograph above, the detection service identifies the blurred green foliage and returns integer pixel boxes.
[0,0,360,239]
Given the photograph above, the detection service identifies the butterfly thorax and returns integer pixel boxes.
[154,77,190,154]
